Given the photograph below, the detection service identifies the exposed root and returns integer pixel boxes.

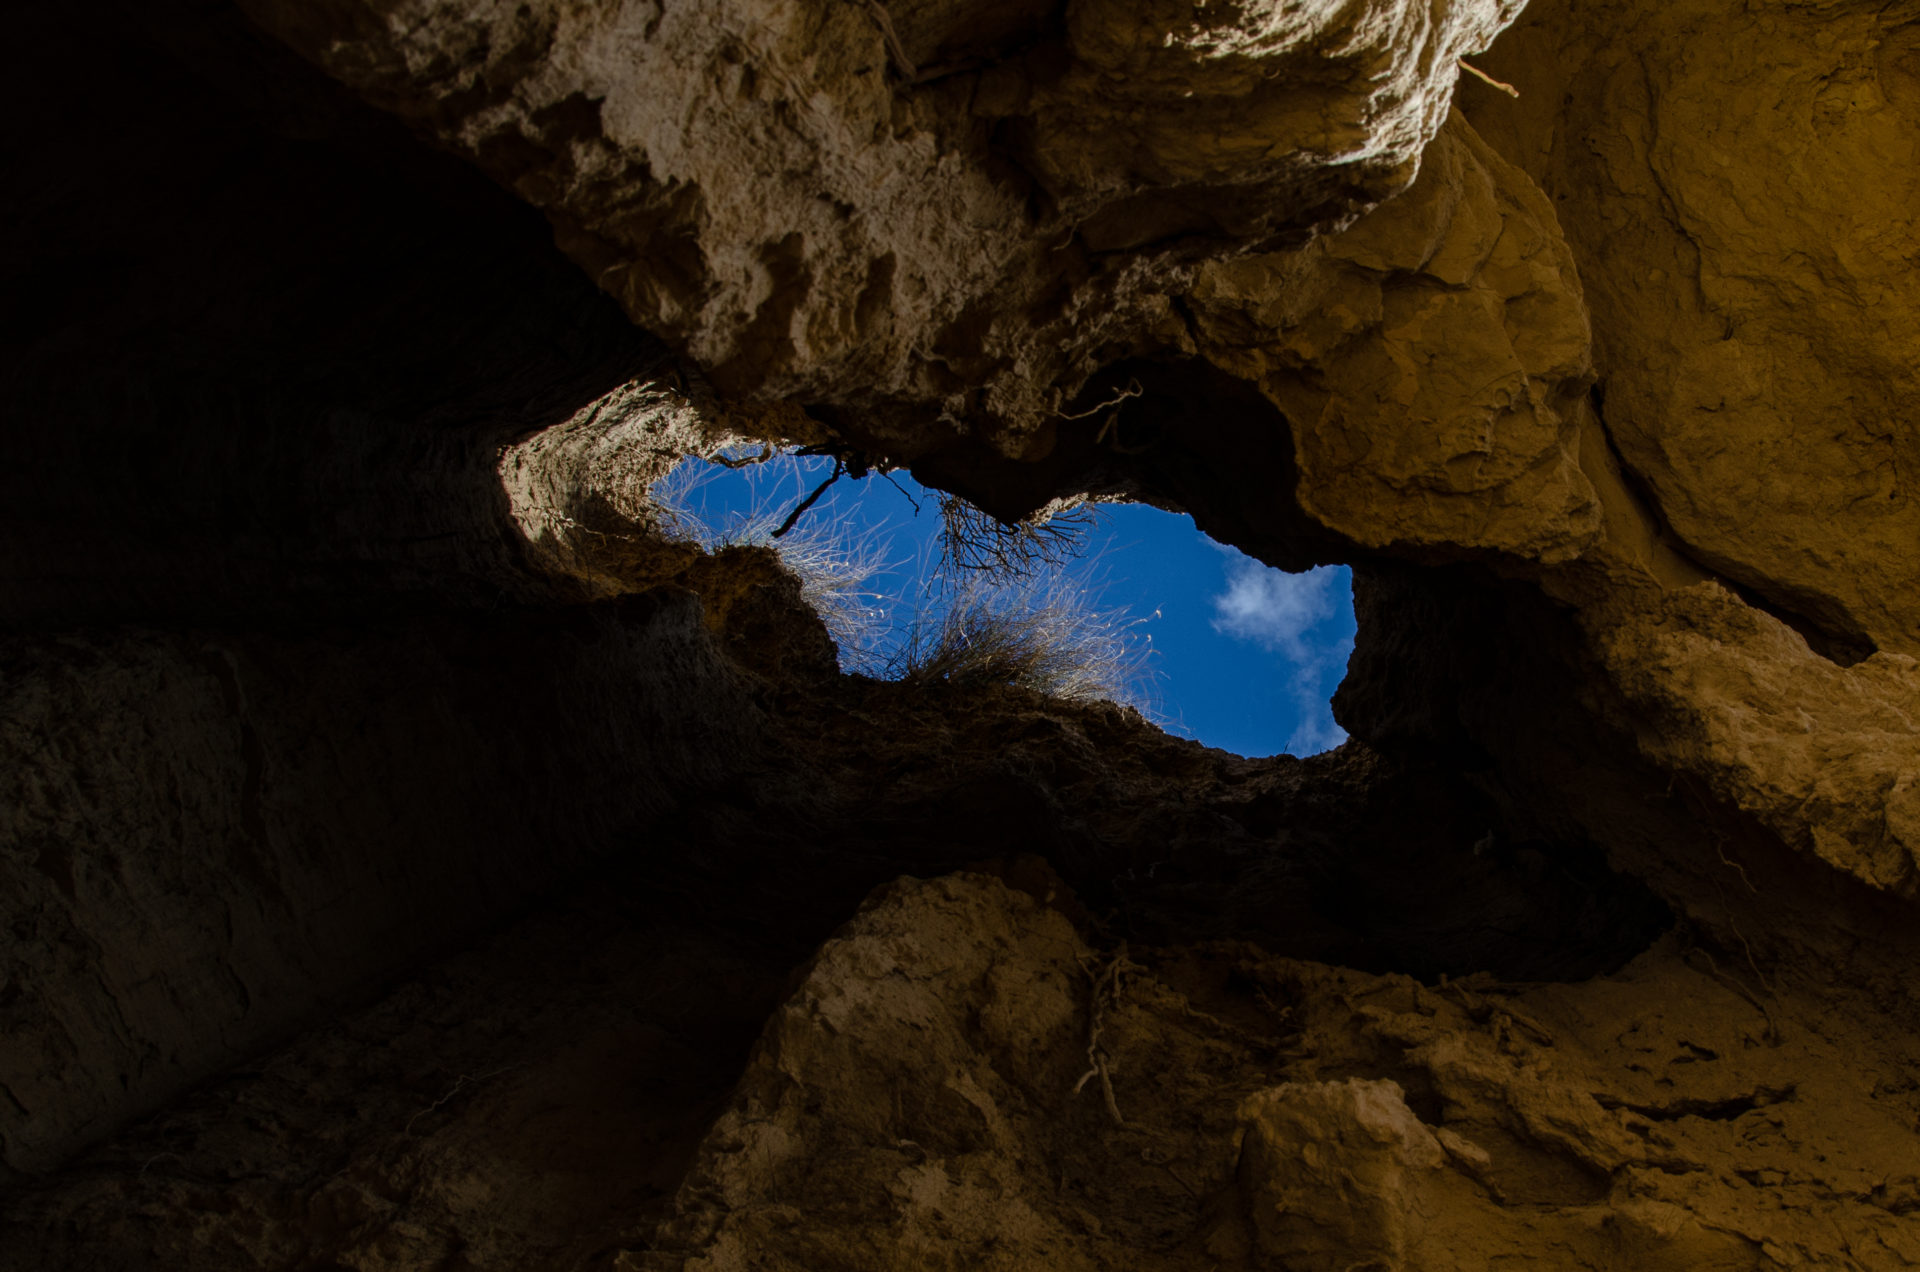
[864,1,917,79]
[1724,913,1778,997]
[1715,837,1760,894]
[1095,408,1154,456]
[405,1064,522,1136]
[1060,378,1143,423]
[770,458,844,539]
[1686,946,1781,1046]
[1457,59,1519,97]
[1072,945,1142,1127]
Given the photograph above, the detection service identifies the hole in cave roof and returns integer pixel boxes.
[657,449,1357,758]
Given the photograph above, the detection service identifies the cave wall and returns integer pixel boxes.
[1460,0,1920,657]
[1447,0,1920,906]
[1,1,658,628]
[0,0,770,1175]
[0,596,757,1174]
[230,0,1526,449]
[7,0,1920,1268]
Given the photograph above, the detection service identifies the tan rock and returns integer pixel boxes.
[1235,1078,1447,1271]
[1188,112,1602,564]
[623,877,1905,1270]
[1585,581,1920,897]
[235,0,1526,449]
[1461,0,1920,656]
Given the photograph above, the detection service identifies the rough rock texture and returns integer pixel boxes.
[0,0,769,1178]
[0,0,655,629]
[233,0,1524,446]
[497,378,716,599]
[1587,583,1920,899]
[1461,0,1920,657]
[1185,110,1601,565]
[622,875,1920,1269]
[906,107,1603,568]
[9,0,1920,1267]
[0,854,814,1269]
[21,875,1901,1268]
[1441,0,1920,905]
[0,595,757,1174]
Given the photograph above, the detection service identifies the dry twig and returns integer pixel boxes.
[938,496,1097,579]
[1458,59,1520,97]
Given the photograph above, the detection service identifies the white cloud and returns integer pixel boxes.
[1286,714,1348,756]
[1211,561,1341,660]
[1212,560,1352,757]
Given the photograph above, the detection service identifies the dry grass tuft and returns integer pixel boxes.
[652,455,893,666]
[887,572,1154,708]
[654,449,1156,709]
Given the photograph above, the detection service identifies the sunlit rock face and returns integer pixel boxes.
[10,0,1920,1269]
[235,0,1523,448]
[1437,0,1920,903]
[1184,112,1601,567]
[1461,0,1920,661]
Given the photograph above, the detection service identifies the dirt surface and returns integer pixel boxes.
[12,871,1913,1269]
[631,874,1920,1270]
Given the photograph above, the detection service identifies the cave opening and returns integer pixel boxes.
[642,381,1672,987]
[656,450,1358,757]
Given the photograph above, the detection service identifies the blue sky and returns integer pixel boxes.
[661,454,1355,758]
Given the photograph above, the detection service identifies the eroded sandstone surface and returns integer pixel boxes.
[6,0,1920,1268]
